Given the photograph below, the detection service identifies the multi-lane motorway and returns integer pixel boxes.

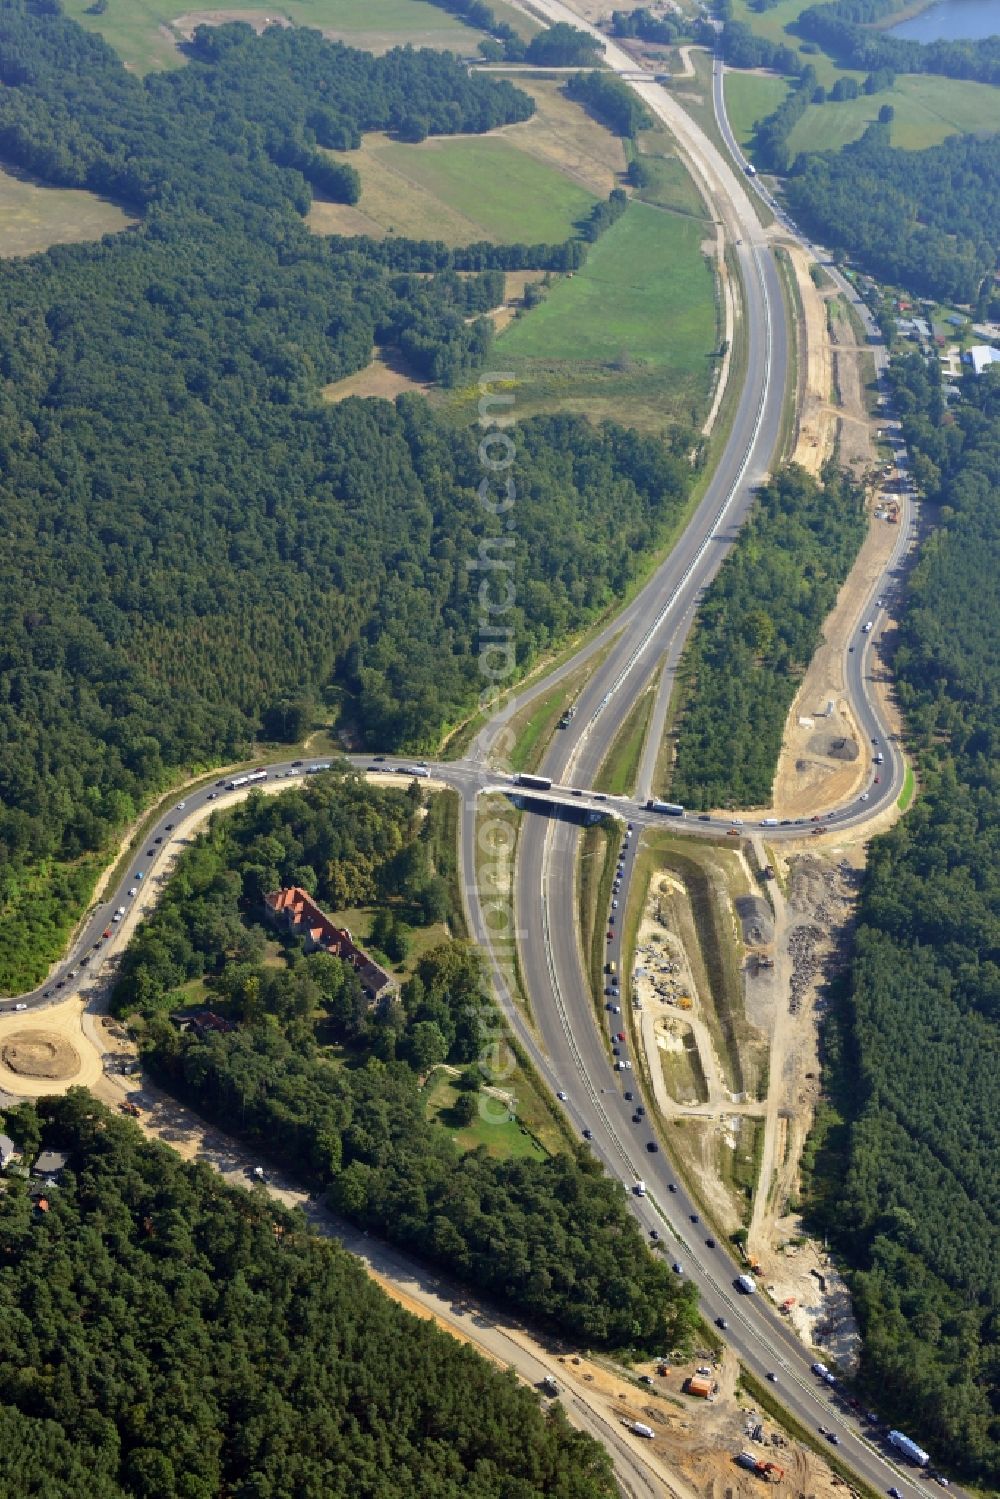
[1,21,939,1499]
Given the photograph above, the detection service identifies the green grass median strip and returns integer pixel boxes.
[594,683,658,796]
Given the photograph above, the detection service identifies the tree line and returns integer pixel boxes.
[0,1091,617,1498]
[668,464,866,808]
[0,3,696,990]
[803,356,1000,1486]
[112,772,701,1353]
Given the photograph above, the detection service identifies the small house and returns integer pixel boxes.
[0,1134,18,1170]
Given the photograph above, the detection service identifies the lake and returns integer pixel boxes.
[889,0,1000,42]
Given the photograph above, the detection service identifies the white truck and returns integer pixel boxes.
[631,1422,654,1439]
[736,1273,757,1294]
[634,1180,647,1197]
[889,1431,930,1467]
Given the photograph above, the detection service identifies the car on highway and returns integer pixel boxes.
[14,1002,27,1011]
[582,1128,592,1140]
[888,1488,902,1499]
[103,928,112,939]
[690,1213,699,1223]
[176,801,186,810]
[672,1263,683,1275]
[611,1005,620,1013]
[128,887,138,897]
[649,1228,659,1240]
[612,1046,621,1057]
[860,792,869,801]
[698,813,711,821]
[147,848,156,857]
[826,1432,840,1445]
[154,835,162,843]
[612,898,619,909]
[705,1237,716,1248]
[668,1183,677,1193]
[646,1142,658,1153]
[767,1372,777,1383]
[164,823,174,832]
[207,791,218,800]
[556,1091,567,1101]
[623,1090,633,1100]
[616,1031,626,1041]
[627,822,634,831]
[716,1317,728,1330]
[607,930,613,941]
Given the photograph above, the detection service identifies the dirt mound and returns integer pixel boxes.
[735,894,772,946]
[2,1031,80,1080]
[807,730,859,762]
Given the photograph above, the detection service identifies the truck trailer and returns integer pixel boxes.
[516,773,553,791]
[736,1273,757,1294]
[646,799,684,816]
[888,1431,930,1467]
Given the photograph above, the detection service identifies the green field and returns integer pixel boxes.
[378,136,597,242]
[497,201,718,430]
[62,0,509,74]
[0,166,133,257]
[423,1071,548,1160]
[723,72,790,147]
[789,73,1000,153]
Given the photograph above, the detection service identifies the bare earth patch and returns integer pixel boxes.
[2,1030,80,1080]
[785,243,836,476]
[323,351,432,403]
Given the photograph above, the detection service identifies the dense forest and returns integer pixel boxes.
[806,358,1000,1483]
[112,770,700,1351]
[785,124,1000,303]
[0,3,697,990]
[0,1092,617,1498]
[669,465,865,808]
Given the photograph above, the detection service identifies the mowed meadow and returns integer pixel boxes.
[0,166,134,257]
[496,203,719,433]
[61,0,536,73]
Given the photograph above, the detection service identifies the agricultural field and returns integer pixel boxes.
[61,0,531,75]
[496,200,719,432]
[788,73,1000,153]
[0,166,134,258]
[309,79,627,246]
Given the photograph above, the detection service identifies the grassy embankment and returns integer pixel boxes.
[593,684,659,797]
[579,819,621,1014]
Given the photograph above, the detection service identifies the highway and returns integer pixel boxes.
[0,25,936,1499]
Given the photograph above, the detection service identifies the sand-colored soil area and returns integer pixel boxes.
[0,998,104,1097]
[1,1031,80,1082]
